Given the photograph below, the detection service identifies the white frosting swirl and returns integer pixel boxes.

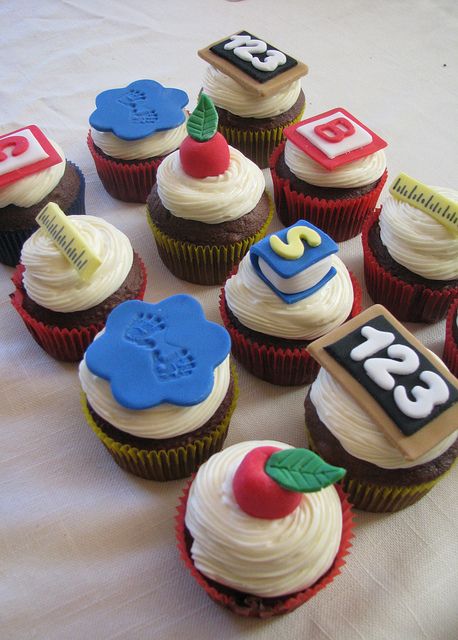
[0,140,65,208]
[21,215,133,313]
[202,66,302,118]
[90,115,188,160]
[185,440,343,598]
[224,253,354,340]
[79,355,231,439]
[379,188,458,280]
[310,368,457,469]
[156,147,265,223]
[284,139,386,188]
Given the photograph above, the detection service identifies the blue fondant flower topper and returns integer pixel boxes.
[250,220,338,304]
[85,297,231,410]
[89,79,189,141]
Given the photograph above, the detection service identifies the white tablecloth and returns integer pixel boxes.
[1,1,457,638]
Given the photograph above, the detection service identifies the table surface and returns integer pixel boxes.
[1,1,457,639]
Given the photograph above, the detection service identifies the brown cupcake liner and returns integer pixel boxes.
[305,427,455,512]
[270,142,388,242]
[218,107,304,170]
[175,479,354,618]
[87,131,163,203]
[10,258,147,362]
[220,270,362,386]
[146,194,274,285]
[362,209,458,323]
[443,297,458,377]
[81,364,239,481]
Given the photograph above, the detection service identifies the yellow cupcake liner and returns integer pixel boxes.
[81,364,239,481]
[218,107,305,169]
[306,427,455,513]
[146,193,273,285]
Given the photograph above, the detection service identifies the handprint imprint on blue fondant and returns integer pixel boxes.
[117,89,159,126]
[89,80,188,141]
[85,297,230,410]
[124,311,196,381]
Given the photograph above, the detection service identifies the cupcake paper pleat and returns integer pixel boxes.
[270,142,388,242]
[81,365,239,481]
[362,209,458,323]
[87,132,163,204]
[220,270,362,386]
[175,479,354,618]
[146,195,273,286]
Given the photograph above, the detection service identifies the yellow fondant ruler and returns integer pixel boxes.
[36,202,101,280]
[389,173,458,235]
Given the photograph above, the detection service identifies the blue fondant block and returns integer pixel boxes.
[85,297,230,410]
[250,220,338,304]
[89,79,189,141]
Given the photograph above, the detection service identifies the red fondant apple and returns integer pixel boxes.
[233,446,302,519]
[180,132,229,179]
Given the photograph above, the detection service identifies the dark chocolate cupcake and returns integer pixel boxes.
[0,125,85,266]
[199,31,308,168]
[10,211,146,361]
[146,94,272,285]
[79,296,238,481]
[443,298,458,377]
[362,180,458,323]
[176,441,353,617]
[88,79,189,203]
[221,221,362,385]
[306,305,458,512]
[270,108,388,241]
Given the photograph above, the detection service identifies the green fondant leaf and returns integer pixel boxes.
[265,449,346,493]
[187,93,218,142]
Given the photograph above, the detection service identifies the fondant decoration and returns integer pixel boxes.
[307,305,458,460]
[89,80,189,141]
[198,30,308,97]
[250,220,338,303]
[85,297,231,410]
[265,449,346,492]
[35,203,102,281]
[232,446,302,519]
[232,445,345,520]
[389,173,458,236]
[284,108,387,171]
[0,125,62,188]
[223,34,287,72]
[179,94,230,178]
[270,225,321,260]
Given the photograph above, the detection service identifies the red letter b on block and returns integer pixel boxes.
[314,118,355,143]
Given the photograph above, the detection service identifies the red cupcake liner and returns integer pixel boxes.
[10,257,147,362]
[270,142,388,242]
[87,132,163,203]
[443,297,458,377]
[175,479,354,618]
[362,209,458,323]
[219,270,362,386]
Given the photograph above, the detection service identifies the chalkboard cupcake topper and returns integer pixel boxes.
[308,304,458,460]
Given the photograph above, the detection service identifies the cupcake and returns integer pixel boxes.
[10,203,146,361]
[0,125,85,266]
[88,79,189,203]
[306,305,458,512]
[79,296,238,481]
[147,94,273,285]
[270,108,388,241]
[443,297,458,377]
[220,220,362,385]
[176,441,353,617]
[198,31,308,168]
[362,172,458,323]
